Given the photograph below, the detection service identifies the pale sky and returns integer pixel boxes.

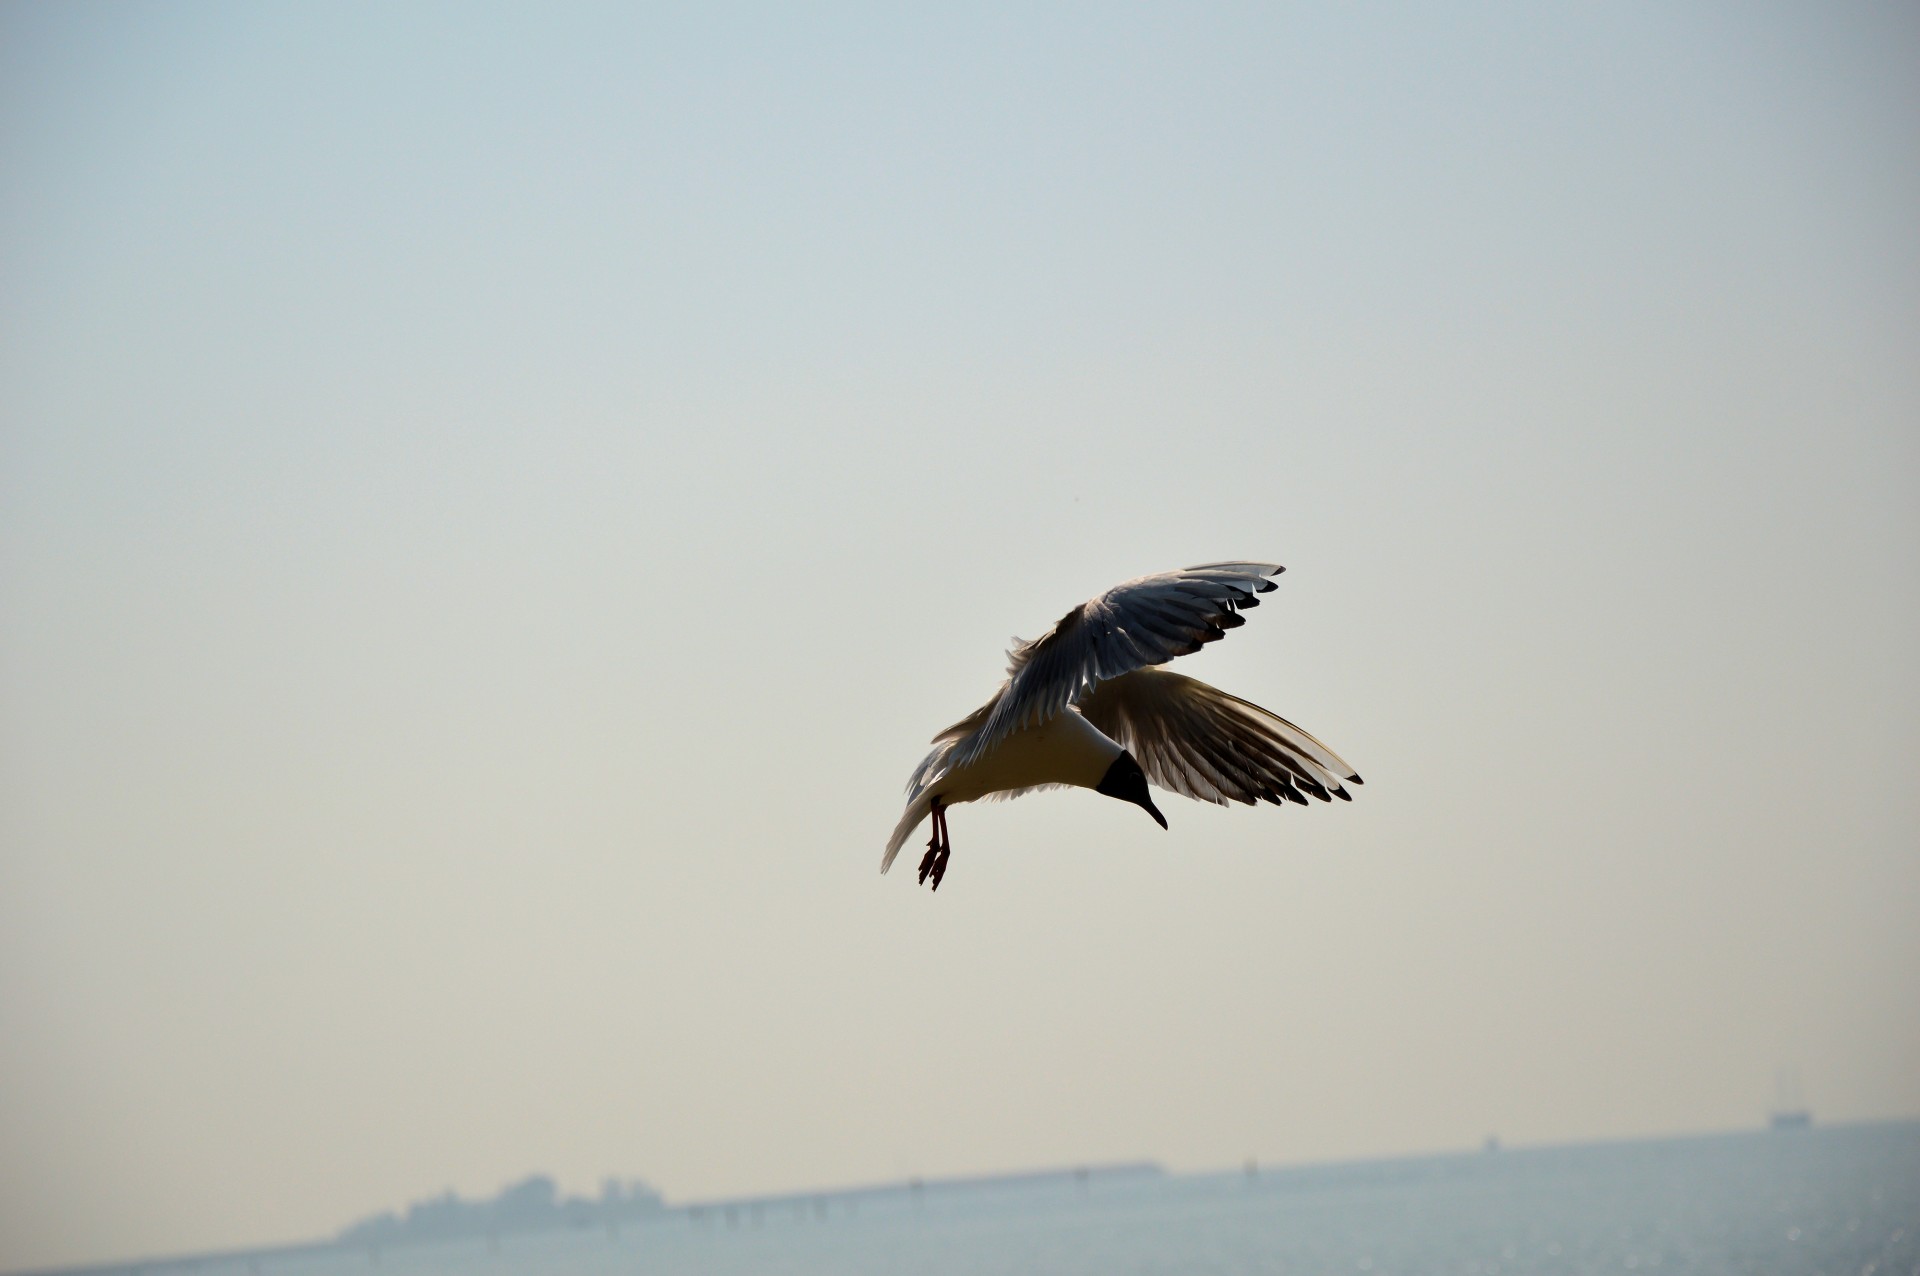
[2,2,1916,1269]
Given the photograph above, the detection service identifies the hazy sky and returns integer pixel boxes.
[2,2,1916,1268]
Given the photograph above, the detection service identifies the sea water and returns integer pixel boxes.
[116,1122,1920,1276]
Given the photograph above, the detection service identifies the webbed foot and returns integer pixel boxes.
[917,802,952,890]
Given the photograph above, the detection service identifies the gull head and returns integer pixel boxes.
[1095,752,1168,829]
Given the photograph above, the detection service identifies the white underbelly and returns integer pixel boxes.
[935,709,1123,805]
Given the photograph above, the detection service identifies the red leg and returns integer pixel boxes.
[913,798,944,886]
[929,803,952,890]
[918,799,948,887]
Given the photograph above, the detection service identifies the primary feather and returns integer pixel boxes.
[1077,668,1358,807]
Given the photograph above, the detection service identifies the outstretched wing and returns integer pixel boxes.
[944,562,1285,772]
[1077,667,1362,807]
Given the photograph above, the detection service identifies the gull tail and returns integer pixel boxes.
[882,790,938,874]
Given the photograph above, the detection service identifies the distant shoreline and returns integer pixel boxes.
[10,1120,1915,1276]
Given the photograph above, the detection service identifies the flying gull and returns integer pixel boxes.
[884,561,1361,889]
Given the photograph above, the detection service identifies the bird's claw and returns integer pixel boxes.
[918,804,951,890]
[916,843,950,890]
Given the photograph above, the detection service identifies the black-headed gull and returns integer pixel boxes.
[885,562,1361,889]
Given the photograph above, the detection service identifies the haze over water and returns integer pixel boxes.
[17,1124,1918,1276]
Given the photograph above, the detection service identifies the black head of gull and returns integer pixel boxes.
[1094,752,1167,829]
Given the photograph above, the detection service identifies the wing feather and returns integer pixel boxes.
[1077,667,1361,808]
[944,562,1286,772]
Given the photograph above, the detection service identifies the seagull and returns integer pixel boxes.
[884,561,1362,890]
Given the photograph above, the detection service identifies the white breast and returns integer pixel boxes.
[932,708,1123,806]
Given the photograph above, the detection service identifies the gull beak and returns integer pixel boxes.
[1140,794,1168,829]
